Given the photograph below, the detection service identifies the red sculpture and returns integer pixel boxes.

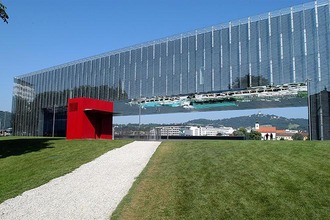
[66,98,113,140]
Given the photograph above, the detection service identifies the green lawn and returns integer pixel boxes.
[0,137,131,203]
[112,140,330,220]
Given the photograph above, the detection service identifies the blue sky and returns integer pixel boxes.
[0,0,311,123]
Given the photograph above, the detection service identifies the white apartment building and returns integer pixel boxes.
[184,126,201,136]
[156,126,186,136]
[155,125,235,137]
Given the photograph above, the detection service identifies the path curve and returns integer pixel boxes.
[0,141,161,220]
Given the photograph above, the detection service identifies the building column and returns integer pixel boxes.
[310,90,330,140]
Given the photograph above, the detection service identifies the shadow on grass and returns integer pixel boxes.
[0,138,60,158]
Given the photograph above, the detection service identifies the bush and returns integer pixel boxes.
[292,133,304,140]
[247,130,262,140]
[233,127,247,137]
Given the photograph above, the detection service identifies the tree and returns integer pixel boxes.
[233,127,247,137]
[233,128,261,140]
[247,130,262,140]
[0,2,9,24]
[292,133,304,140]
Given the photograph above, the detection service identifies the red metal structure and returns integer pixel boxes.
[66,98,114,140]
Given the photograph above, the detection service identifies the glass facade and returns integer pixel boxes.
[12,0,330,137]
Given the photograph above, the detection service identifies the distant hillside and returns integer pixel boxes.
[186,114,308,131]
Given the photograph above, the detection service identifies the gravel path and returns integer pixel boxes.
[0,141,161,220]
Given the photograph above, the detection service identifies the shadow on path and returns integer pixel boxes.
[0,138,60,158]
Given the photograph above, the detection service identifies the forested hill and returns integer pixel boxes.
[185,114,308,131]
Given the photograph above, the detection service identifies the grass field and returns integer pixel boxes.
[0,137,131,203]
[112,140,330,219]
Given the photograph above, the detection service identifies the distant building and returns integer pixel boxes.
[206,126,235,136]
[275,130,296,140]
[154,125,234,137]
[0,111,11,130]
[276,130,308,140]
[256,125,277,140]
[255,121,308,140]
[156,126,186,136]
[184,126,201,136]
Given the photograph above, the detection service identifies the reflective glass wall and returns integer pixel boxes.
[12,0,330,136]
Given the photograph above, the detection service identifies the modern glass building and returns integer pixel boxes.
[12,0,330,139]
